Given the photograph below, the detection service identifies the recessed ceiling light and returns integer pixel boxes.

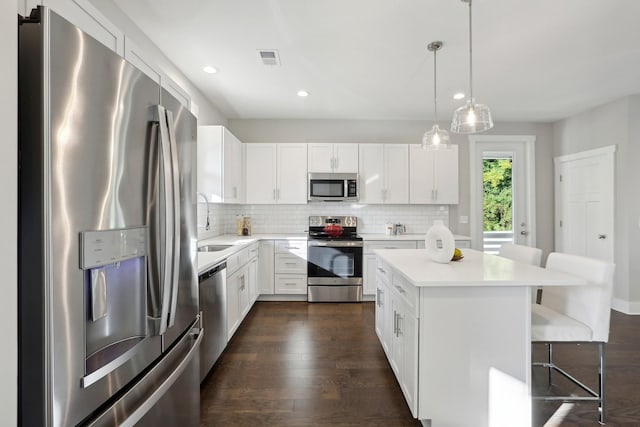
[297,90,309,97]
[453,92,465,100]
[203,66,218,74]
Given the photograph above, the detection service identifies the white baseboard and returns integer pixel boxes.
[611,297,640,315]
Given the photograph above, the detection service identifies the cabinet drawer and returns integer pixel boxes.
[391,274,418,315]
[274,275,307,294]
[375,258,393,285]
[364,241,417,254]
[275,240,307,254]
[275,254,307,274]
[248,243,259,260]
[227,248,249,274]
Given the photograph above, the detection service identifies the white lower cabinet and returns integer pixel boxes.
[273,239,307,294]
[258,241,275,294]
[226,244,259,341]
[375,258,418,417]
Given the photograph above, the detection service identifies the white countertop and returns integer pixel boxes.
[197,233,307,274]
[360,233,471,241]
[375,248,587,287]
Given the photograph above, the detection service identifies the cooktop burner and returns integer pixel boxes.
[308,215,360,241]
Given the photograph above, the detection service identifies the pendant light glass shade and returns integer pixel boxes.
[451,98,493,134]
[422,41,450,149]
[451,0,493,134]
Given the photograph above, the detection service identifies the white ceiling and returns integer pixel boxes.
[113,0,640,123]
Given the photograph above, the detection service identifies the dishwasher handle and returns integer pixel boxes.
[199,261,227,281]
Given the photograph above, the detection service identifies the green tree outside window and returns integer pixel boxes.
[483,159,512,231]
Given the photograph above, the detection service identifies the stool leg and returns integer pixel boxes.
[598,342,605,425]
[547,343,554,385]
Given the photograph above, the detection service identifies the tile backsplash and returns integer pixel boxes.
[198,202,448,238]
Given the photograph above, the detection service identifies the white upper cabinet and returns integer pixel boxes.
[43,0,124,55]
[359,144,409,204]
[198,126,244,204]
[245,144,277,204]
[308,143,358,173]
[409,144,458,204]
[245,143,308,204]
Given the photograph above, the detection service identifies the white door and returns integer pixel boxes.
[469,136,536,252]
[245,144,276,204]
[555,146,615,262]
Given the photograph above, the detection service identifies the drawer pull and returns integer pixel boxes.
[377,267,386,274]
[395,285,405,294]
[284,282,297,286]
[285,262,298,266]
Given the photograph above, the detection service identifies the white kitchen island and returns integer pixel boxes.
[374,248,587,427]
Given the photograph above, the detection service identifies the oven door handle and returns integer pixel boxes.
[308,240,364,247]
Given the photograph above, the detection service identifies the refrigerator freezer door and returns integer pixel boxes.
[88,319,203,427]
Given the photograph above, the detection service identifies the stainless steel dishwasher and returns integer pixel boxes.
[199,261,227,382]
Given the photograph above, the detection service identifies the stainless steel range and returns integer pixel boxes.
[307,216,363,302]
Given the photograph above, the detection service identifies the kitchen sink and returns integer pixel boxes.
[197,245,232,252]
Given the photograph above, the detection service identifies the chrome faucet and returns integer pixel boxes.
[197,192,211,231]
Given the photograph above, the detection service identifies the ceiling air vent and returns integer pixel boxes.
[258,50,280,66]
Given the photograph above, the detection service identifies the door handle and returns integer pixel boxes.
[520,230,529,236]
[598,234,607,239]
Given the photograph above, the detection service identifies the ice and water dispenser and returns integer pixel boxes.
[80,227,149,387]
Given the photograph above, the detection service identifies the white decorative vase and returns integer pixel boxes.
[424,220,455,264]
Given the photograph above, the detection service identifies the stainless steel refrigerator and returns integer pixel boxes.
[18,7,202,426]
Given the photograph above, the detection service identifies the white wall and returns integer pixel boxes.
[2,1,18,425]
[228,119,556,256]
[553,96,640,313]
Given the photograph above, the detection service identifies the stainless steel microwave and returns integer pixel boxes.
[308,173,358,202]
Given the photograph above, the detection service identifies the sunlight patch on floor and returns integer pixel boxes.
[542,403,575,427]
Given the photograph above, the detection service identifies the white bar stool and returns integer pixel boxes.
[531,252,615,424]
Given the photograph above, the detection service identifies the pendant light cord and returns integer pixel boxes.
[433,48,438,124]
[468,0,473,100]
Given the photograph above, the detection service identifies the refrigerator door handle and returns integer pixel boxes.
[156,105,174,335]
[165,108,181,329]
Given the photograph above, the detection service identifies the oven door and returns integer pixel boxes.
[307,240,363,285]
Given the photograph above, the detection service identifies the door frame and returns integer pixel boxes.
[469,135,537,251]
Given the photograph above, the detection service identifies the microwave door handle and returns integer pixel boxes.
[155,105,174,335]
[165,108,181,330]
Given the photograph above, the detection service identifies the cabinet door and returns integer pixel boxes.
[307,143,334,173]
[197,126,223,202]
[409,145,435,204]
[375,279,389,355]
[223,128,243,203]
[248,259,258,304]
[384,144,409,204]
[258,241,275,294]
[358,144,385,203]
[246,144,277,204]
[363,254,377,295]
[226,271,240,340]
[433,146,459,204]
[334,144,359,173]
[277,143,308,204]
[238,270,250,319]
[44,0,124,54]
[400,308,418,417]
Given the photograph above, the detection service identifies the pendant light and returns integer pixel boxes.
[451,0,493,134]
[422,41,450,149]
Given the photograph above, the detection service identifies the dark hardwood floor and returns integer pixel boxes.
[201,302,640,426]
